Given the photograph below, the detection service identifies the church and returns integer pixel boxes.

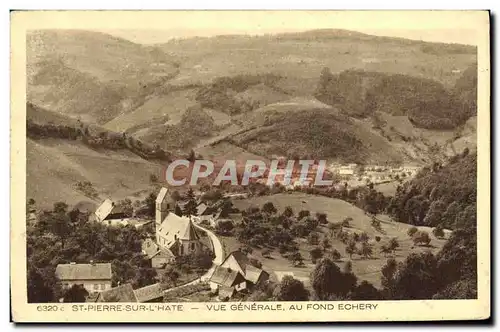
[154,187,203,257]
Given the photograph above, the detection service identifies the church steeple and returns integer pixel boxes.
[155,187,172,228]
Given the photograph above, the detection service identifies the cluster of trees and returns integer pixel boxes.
[27,115,171,162]
[315,68,476,130]
[387,151,476,229]
[27,202,156,303]
[149,106,218,150]
[235,110,367,162]
[234,203,328,266]
[161,250,214,288]
[73,181,99,200]
[195,73,283,115]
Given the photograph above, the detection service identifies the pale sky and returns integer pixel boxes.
[16,11,484,46]
[92,11,485,45]
[102,27,478,46]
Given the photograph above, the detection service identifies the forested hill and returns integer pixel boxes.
[315,67,477,130]
[388,150,476,230]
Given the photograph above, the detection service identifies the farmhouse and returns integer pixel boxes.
[56,262,112,295]
[209,251,269,300]
[93,199,152,228]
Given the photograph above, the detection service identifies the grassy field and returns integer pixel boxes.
[27,138,162,209]
[230,192,448,288]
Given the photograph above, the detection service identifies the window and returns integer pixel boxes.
[191,243,195,250]
[101,284,106,290]
[94,284,99,290]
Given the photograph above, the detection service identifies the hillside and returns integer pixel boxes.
[388,151,476,229]
[228,108,404,163]
[229,192,448,288]
[315,69,474,130]
[27,138,162,208]
[27,30,178,123]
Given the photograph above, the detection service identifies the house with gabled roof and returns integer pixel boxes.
[209,251,269,299]
[56,262,112,295]
[133,283,164,303]
[95,283,138,302]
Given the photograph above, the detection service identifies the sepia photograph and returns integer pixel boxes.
[10,10,490,322]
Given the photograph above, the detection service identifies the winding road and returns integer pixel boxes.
[163,222,224,294]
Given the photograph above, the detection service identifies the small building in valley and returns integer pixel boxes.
[209,251,269,300]
[56,262,112,295]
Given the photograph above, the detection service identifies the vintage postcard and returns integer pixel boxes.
[10,10,490,322]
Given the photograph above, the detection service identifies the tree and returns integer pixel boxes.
[352,233,360,242]
[316,212,328,224]
[322,237,331,249]
[388,237,400,253]
[149,173,158,184]
[432,225,445,239]
[442,201,461,228]
[343,260,352,274]
[352,280,383,300]
[307,232,320,245]
[62,284,88,303]
[215,219,234,236]
[423,200,447,227]
[282,206,294,218]
[345,241,357,259]
[161,266,180,287]
[183,188,198,216]
[288,252,304,266]
[359,232,369,243]
[298,210,310,220]
[329,249,342,261]
[359,242,373,259]
[309,247,323,264]
[262,202,277,215]
[407,226,418,238]
[389,252,439,299]
[412,231,431,246]
[341,217,352,228]
[311,258,356,300]
[273,276,309,301]
[381,258,398,298]
[380,245,392,257]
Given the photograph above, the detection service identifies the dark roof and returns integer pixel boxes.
[196,203,209,216]
[134,283,164,302]
[222,251,267,284]
[152,249,175,260]
[142,238,159,259]
[95,284,137,302]
[209,266,242,288]
[56,263,112,281]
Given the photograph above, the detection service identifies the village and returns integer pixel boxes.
[47,160,424,303]
[53,187,269,303]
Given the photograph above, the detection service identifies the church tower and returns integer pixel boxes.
[155,187,173,228]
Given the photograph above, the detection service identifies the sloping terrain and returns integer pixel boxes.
[27,138,163,208]
[27,30,178,123]
[231,192,448,288]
